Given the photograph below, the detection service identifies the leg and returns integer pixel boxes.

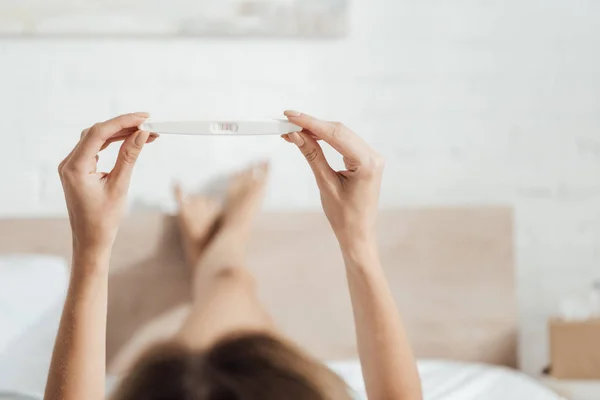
[177,163,274,349]
[110,163,274,374]
[109,188,222,374]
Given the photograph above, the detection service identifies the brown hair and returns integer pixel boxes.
[111,333,352,400]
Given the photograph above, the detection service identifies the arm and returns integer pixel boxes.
[282,111,422,400]
[342,241,421,400]
[44,113,157,400]
[44,253,110,400]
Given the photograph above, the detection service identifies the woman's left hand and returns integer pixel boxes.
[58,113,157,263]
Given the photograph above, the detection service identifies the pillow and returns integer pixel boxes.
[0,255,68,397]
[0,254,68,353]
[0,304,64,398]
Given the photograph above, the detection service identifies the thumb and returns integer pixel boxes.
[285,131,336,186]
[109,130,150,192]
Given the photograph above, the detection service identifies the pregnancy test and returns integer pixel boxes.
[139,119,301,136]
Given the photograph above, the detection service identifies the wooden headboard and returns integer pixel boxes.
[0,207,517,367]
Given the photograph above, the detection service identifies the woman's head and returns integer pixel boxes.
[111,333,352,400]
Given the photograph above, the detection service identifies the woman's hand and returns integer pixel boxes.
[46,113,157,400]
[283,112,422,400]
[282,110,385,249]
[58,113,157,262]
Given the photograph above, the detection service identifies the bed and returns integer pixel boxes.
[0,207,562,399]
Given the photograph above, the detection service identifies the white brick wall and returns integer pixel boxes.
[1,0,599,376]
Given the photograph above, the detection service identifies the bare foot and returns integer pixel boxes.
[221,162,269,234]
[175,184,222,267]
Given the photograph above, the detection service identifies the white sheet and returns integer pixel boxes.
[329,359,563,400]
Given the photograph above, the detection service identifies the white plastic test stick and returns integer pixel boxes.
[139,119,302,136]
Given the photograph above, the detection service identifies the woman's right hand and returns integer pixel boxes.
[282,111,385,250]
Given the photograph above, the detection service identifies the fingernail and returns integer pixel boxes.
[133,112,150,118]
[284,110,302,117]
[288,132,304,147]
[150,133,160,138]
[281,134,292,143]
[135,130,148,146]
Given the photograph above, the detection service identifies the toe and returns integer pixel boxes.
[174,182,187,206]
[252,161,270,182]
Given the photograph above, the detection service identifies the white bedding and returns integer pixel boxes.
[329,359,563,400]
[0,255,562,400]
[0,255,68,399]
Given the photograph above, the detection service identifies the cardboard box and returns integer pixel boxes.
[549,318,600,379]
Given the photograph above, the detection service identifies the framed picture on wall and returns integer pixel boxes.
[0,0,349,37]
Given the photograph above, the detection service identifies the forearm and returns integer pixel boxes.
[342,239,422,400]
[44,251,110,400]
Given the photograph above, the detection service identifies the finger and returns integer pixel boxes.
[62,125,147,174]
[100,126,138,142]
[302,130,320,140]
[100,132,159,151]
[174,182,187,206]
[100,136,126,152]
[59,127,90,172]
[251,160,270,182]
[81,126,135,151]
[147,133,159,144]
[283,131,318,142]
[284,110,372,161]
[108,130,151,192]
[286,131,336,186]
[70,112,150,170]
[58,146,78,177]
